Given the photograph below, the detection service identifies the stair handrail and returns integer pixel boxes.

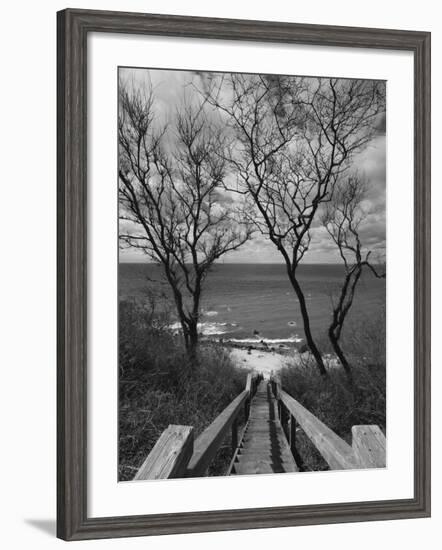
[186,372,262,477]
[133,372,262,480]
[270,375,386,470]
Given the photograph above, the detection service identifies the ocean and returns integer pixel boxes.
[119,263,385,345]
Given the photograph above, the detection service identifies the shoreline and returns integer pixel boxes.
[204,334,301,354]
[213,338,300,378]
[228,346,291,377]
[207,338,340,377]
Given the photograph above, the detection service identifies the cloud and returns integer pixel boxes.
[119,68,386,264]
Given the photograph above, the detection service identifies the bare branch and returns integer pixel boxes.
[322,173,385,380]
[118,78,252,357]
[199,74,385,375]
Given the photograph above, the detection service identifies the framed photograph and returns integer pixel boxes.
[57,8,431,541]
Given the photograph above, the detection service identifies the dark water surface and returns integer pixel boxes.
[119,263,385,344]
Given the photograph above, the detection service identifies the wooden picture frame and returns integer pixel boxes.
[57,8,431,541]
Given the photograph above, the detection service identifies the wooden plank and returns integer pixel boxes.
[234,459,298,475]
[247,419,277,425]
[289,416,297,455]
[245,373,253,393]
[272,376,282,399]
[134,425,194,480]
[244,374,256,419]
[231,417,238,453]
[352,425,386,468]
[244,426,280,433]
[244,425,285,435]
[242,440,293,454]
[238,450,296,462]
[232,380,299,476]
[241,442,279,450]
[279,390,359,470]
[243,437,285,446]
[187,389,249,476]
[234,462,275,475]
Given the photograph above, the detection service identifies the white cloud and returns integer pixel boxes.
[119,68,386,264]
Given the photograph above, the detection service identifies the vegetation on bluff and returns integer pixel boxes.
[118,299,249,481]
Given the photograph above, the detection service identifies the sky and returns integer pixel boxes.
[119,68,386,264]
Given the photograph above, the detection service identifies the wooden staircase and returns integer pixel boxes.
[229,380,298,475]
[134,373,386,480]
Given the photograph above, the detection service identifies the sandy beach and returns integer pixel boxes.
[229,347,291,378]
[229,345,342,378]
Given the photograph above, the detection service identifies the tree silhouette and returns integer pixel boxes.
[322,174,385,381]
[202,74,385,375]
[119,80,251,358]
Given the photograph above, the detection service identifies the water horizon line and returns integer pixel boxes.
[119,259,351,266]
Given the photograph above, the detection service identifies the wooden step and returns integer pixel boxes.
[240,445,291,455]
[243,429,287,439]
[245,431,282,436]
[238,451,296,463]
[233,459,298,475]
[228,381,298,476]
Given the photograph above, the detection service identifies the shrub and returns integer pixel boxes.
[280,310,386,471]
[280,362,385,471]
[119,299,248,481]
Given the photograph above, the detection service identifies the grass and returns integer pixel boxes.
[119,298,386,477]
[118,298,249,481]
[280,311,386,471]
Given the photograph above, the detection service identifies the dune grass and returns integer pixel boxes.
[119,298,386,477]
[118,299,248,481]
[280,311,386,471]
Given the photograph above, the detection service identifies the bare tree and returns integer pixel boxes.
[118,81,251,359]
[322,174,385,381]
[202,74,385,375]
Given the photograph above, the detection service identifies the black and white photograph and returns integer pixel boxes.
[0,1,435,546]
[118,67,387,481]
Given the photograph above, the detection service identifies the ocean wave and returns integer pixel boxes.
[225,336,303,344]
[200,323,230,336]
[203,310,218,317]
[169,321,233,336]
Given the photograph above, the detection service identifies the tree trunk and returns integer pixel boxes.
[180,317,199,362]
[328,328,353,384]
[289,274,327,376]
[170,286,200,362]
[186,321,199,362]
[326,268,362,384]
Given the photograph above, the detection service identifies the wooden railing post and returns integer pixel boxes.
[280,403,288,437]
[245,373,252,393]
[351,425,386,468]
[272,376,282,420]
[245,373,253,420]
[231,417,238,453]
[134,425,194,480]
[289,415,297,456]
